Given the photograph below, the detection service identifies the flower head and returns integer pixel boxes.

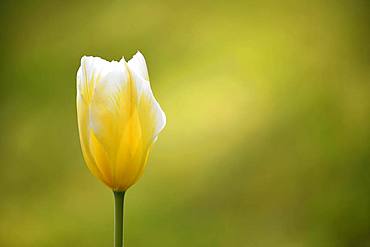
[76,52,166,191]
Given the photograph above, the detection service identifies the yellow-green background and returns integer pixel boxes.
[1,0,370,246]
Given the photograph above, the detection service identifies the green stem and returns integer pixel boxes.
[114,191,125,247]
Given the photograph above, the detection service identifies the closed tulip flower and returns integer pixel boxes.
[76,51,166,247]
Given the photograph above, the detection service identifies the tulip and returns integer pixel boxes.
[76,51,166,247]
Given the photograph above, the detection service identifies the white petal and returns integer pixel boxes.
[77,56,112,100]
[128,51,149,81]
[89,59,130,149]
[77,55,131,154]
[92,60,129,113]
[129,67,166,143]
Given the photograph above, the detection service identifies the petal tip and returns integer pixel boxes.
[119,56,127,64]
[128,50,149,80]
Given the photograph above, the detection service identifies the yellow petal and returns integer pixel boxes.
[114,64,166,190]
[76,57,113,187]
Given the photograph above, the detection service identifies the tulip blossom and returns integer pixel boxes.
[76,51,166,247]
[76,51,166,191]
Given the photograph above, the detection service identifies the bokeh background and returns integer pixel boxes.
[1,0,370,246]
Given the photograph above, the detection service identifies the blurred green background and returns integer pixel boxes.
[1,0,370,246]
